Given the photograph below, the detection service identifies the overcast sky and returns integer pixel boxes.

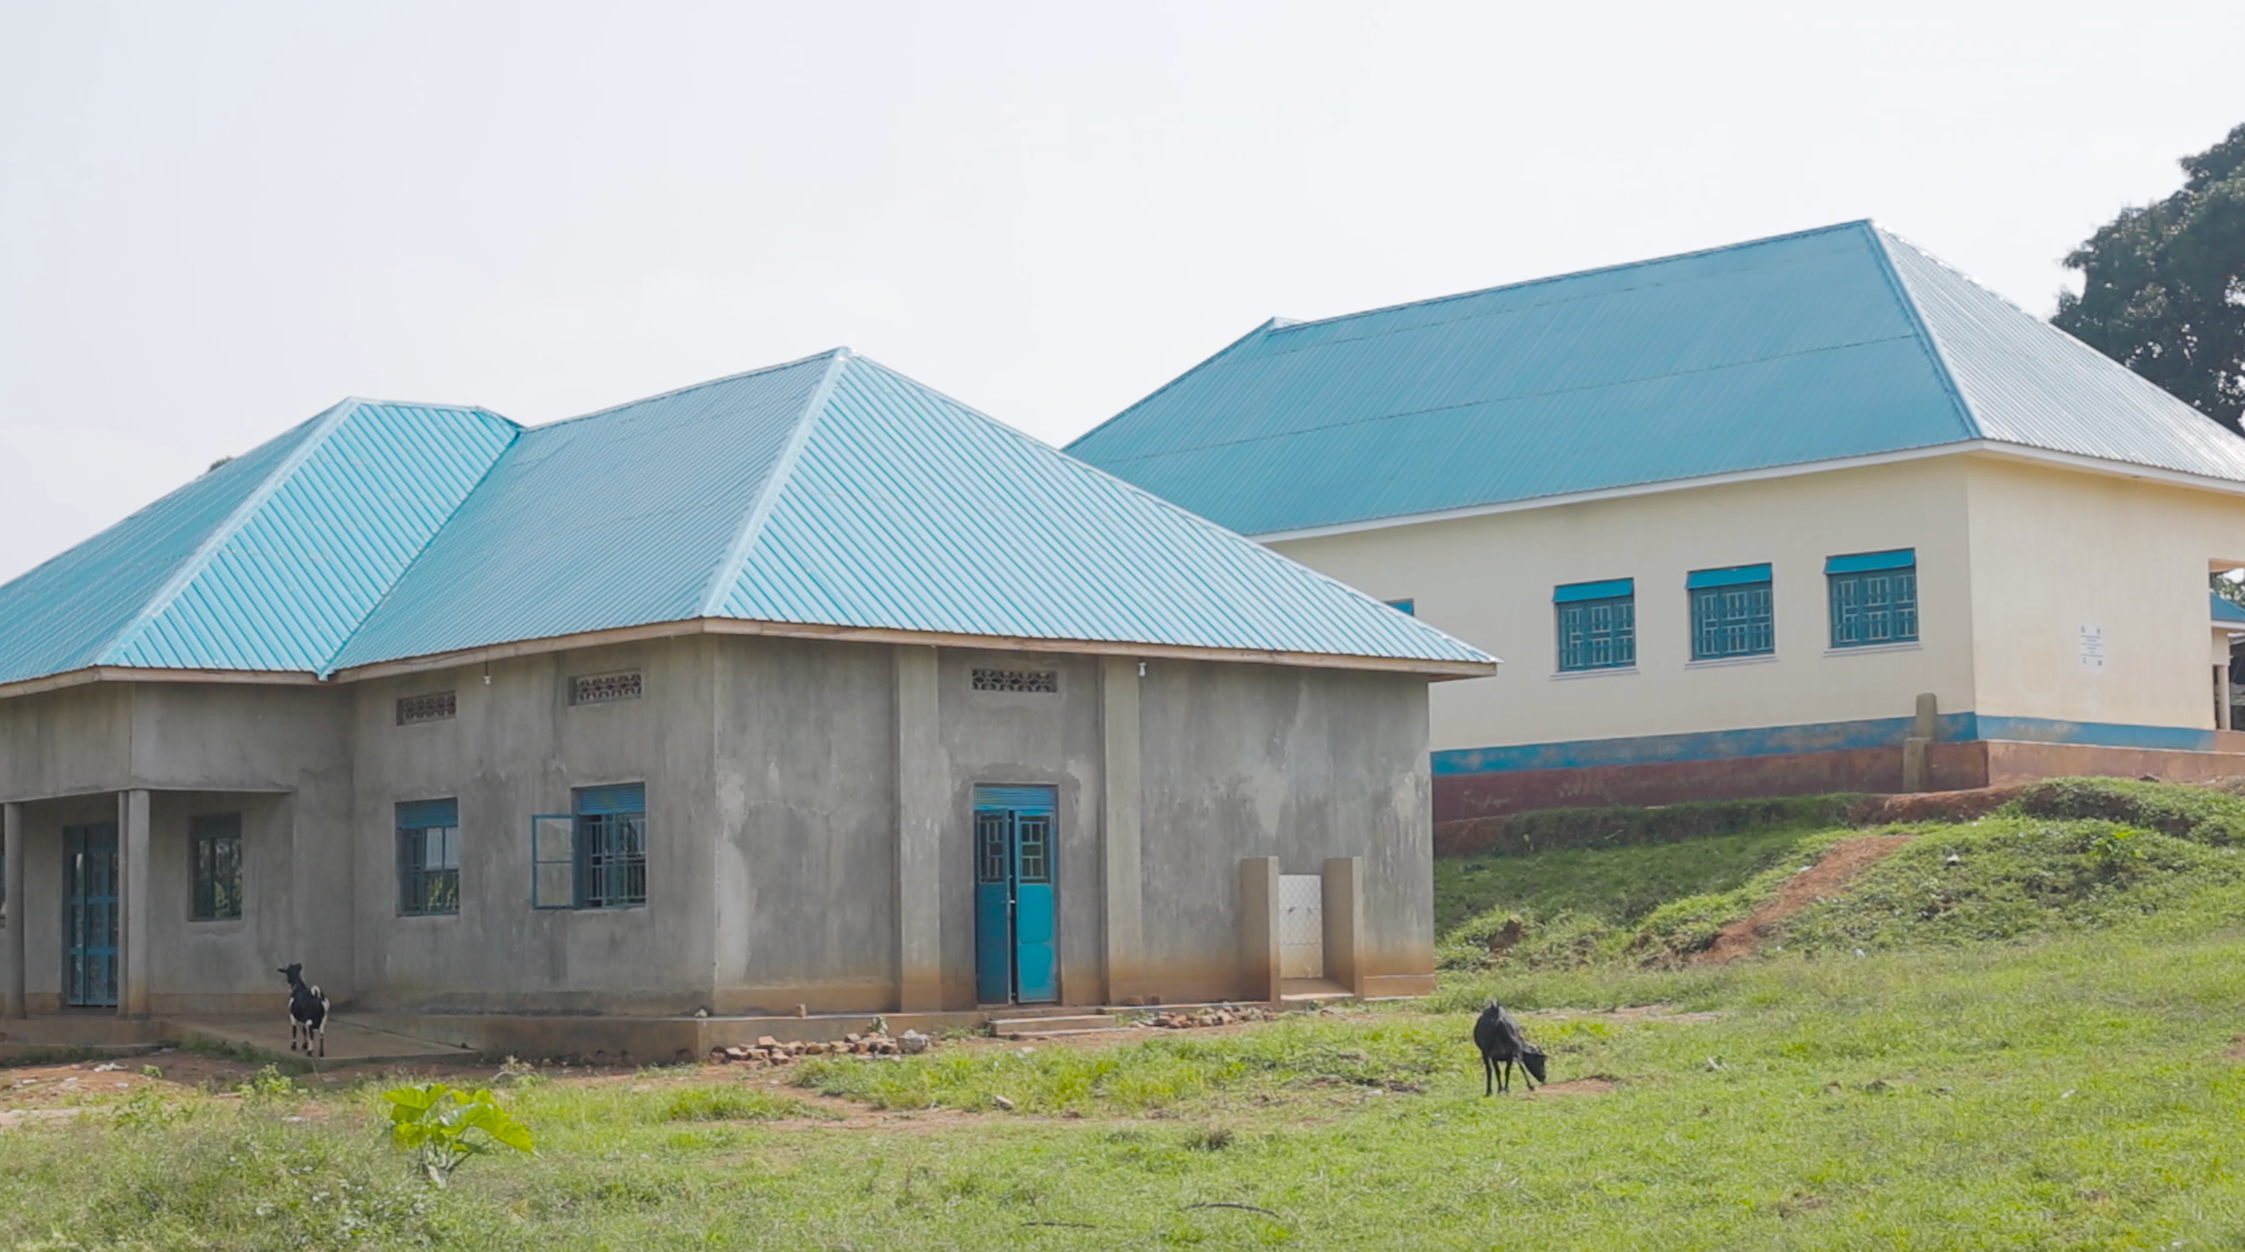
[3,1,2241,582]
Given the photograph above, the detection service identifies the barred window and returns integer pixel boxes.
[1828,550,1918,648]
[572,784,647,909]
[571,671,643,705]
[1688,564,1775,660]
[972,668,1058,694]
[396,799,460,917]
[396,691,456,725]
[190,814,242,922]
[1554,578,1635,673]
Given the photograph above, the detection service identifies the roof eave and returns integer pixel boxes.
[1249,440,2245,543]
[325,617,1498,684]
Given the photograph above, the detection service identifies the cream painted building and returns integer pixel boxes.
[1071,222,2245,820]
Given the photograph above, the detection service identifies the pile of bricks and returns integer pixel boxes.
[1143,1006,1269,1030]
[708,1031,929,1066]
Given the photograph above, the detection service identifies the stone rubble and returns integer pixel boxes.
[707,1028,930,1067]
[1142,1005,1270,1030]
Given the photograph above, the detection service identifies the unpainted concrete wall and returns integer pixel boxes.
[348,637,721,1014]
[1138,660,1434,1000]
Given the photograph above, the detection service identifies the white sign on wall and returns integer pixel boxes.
[2079,623,2105,672]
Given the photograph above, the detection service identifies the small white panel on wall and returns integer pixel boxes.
[2078,623,2105,672]
[1278,874,1325,979]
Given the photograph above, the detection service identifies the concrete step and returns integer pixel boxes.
[1003,1026,1137,1040]
[989,1014,1117,1037]
[0,1017,165,1048]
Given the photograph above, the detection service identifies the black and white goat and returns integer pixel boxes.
[278,963,329,1058]
[1473,1002,1546,1095]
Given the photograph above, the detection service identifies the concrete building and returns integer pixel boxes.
[1069,222,2245,822]
[0,350,1492,1046]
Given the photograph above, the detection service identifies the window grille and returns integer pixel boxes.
[396,691,456,725]
[572,784,647,909]
[1688,565,1775,660]
[1014,813,1051,883]
[972,667,1058,694]
[396,799,460,916]
[1827,550,1918,648]
[570,671,643,705]
[1554,579,1635,672]
[190,814,242,921]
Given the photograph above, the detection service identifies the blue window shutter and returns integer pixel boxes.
[395,798,459,830]
[1685,563,1772,590]
[1555,577,1633,604]
[575,783,646,816]
[1826,549,1914,575]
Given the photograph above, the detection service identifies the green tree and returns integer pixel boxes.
[2055,123,2245,433]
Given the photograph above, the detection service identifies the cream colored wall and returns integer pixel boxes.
[1270,459,1980,753]
[1962,456,2245,731]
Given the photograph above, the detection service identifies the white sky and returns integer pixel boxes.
[3,1,2241,583]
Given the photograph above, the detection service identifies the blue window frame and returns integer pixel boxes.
[396,799,460,916]
[1688,564,1774,660]
[1554,578,1635,672]
[573,784,646,909]
[1827,550,1918,647]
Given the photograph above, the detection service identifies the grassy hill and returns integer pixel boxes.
[5,779,2244,1249]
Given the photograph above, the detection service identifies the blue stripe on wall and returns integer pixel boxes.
[1433,713,2220,776]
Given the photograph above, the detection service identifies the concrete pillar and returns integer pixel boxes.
[1099,657,1145,1004]
[3,802,24,1018]
[894,646,948,1011]
[120,789,151,1019]
[1238,857,1281,1005]
[1902,692,1937,793]
[1321,856,1364,997]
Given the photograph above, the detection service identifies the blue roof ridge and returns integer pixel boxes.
[1064,319,1290,452]
[100,397,367,667]
[1862,225,1992,443]
[697,348,853,618]
[1082,326,1935,471]
[1253,220,1877,341]
[850,355,1496,663]
[532,348,852,432]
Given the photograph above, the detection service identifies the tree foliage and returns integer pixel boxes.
[2055,123,2245,433]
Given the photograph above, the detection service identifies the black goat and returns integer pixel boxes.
[1473,1002,1546,1095]
[279,963,328,1058]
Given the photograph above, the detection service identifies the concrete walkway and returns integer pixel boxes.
[166,1015,471,1070]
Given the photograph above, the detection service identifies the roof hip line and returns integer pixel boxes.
[697,348,851,618]
[102,399,364,665]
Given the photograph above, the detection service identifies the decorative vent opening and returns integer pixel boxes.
[972,667,1058,694]
[571,670,644,705]
[395,691,457,725]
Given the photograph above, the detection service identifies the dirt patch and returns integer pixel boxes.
[1697,833,1913,963]
[1849,787,2020,825]
[2224,1034,2245,1063]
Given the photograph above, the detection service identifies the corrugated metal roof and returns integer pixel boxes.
[1067,221,2245,536]
[2214,592,2245,626]
[0,400,517,686]
[333,350,1490,671]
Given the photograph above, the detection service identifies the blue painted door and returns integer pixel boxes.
[971,786,1059,1005]
[63,824,119,1008]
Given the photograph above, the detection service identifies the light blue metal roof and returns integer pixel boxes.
[1067,221,2245,536]
[334,350,1491,672]
[2213,593,2245,626]
[0,400,517,686]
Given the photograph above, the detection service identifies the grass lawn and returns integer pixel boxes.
[7,787,2245,1249]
